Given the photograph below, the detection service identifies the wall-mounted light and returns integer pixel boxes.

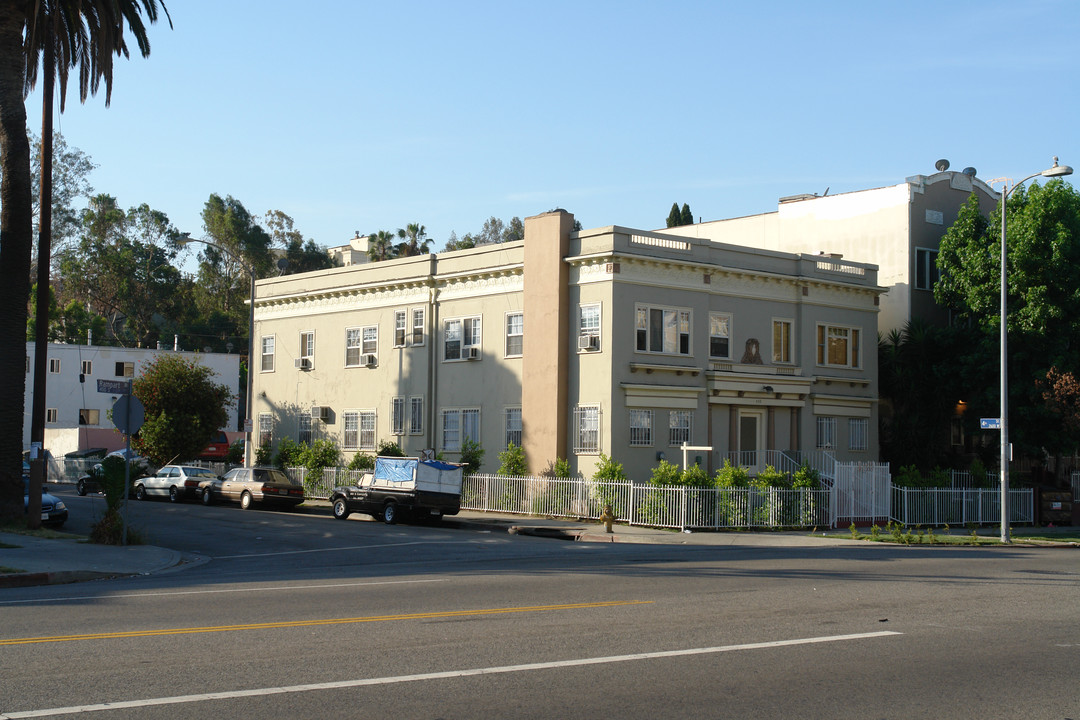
[763,385,774,393]
[656,451,666,462]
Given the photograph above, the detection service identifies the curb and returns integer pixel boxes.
[0,570,130,588]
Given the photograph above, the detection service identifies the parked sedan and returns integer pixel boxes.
[198,466,304,510]
[23,476,68,528]
[134,465,221,503]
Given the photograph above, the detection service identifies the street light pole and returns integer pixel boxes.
[996,157,1072,544]
[178,236,256,467]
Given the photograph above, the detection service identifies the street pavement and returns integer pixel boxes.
[2,502,1075,588]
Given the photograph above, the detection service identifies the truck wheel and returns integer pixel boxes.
[332,498,351,520]
[241,491,253,510]
[76,479,87,496]
[382,501,398,525]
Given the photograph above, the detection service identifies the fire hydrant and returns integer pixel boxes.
[600,504,615,534]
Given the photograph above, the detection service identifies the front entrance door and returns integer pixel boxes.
[738,409,765,472]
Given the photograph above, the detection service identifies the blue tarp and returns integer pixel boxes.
[373,457,415,484]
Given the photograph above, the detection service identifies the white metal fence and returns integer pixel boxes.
[832,462,891,525]
[891,487,1034,527]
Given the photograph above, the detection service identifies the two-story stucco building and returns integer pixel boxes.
[250,211,882,481]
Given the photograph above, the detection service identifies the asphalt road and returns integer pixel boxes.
[1,488,1078,719]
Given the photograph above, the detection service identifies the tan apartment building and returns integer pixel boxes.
[662,166,998,333]
[250,211,882,481]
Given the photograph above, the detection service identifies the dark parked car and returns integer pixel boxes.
[76,462,139,497]
[24,476,68,528]
[198,466,304,510]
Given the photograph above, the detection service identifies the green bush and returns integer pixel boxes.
[591,453,627,516]
[377,440,405,457]
[497,442,528,477]
[714,460,750,488]
[459,438,484,475]
[792,463,820,489]
[969,457,988,488]
[304,439,341,477]
[592,453,627,482]
[347,452,374,470]
[540,457,573,478]
[649,460,682,487]
[274,436,304,469]
[255,443,272,466]
[226,439,245,465]
[680,463,711,488]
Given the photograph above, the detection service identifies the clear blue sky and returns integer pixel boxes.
[24,0,1080,256]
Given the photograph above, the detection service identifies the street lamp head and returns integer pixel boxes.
[1042,157,1073,178]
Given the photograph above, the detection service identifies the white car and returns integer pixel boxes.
[134,465,221,503]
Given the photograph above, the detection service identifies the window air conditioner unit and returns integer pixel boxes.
[360,353,378,367]
[464,347,479,360]
[310,406,330,421]
[294,357,312,370]
[578,334,599,351]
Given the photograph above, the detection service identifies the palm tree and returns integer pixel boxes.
[1,1,170,525]
[396,222,431,257]
[367,230,397,262]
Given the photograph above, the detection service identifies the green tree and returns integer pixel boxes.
[264,209,337,274]
[680,203,693,226]
[502,216,524,243]
[666,202,681,228]
[459,437,484,475]
[497,442,528,476]
[442,231,476,252]
[367,229,397,261]
[935,180,1080,457]
[396,222,431,257]
[131,354,232,466]
[28,130,95,262]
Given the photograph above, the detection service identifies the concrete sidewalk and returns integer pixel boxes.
[0,531,182,588]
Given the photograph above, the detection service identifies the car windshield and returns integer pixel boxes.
[253,468,295,485]
[180,467,219,479]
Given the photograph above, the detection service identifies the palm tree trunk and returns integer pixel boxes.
[0,2,34,521]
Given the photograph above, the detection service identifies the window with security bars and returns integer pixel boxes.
[629,409,653,447]
[409,397,423,434]
[391,397,405,435]
[573,405,600,454]
[442,408,480,451]
[816,416,836,449]
[298,413,312,445]
[259,413,273,447]
[505,407,522,448]
[849,418,868,451]
[359,411,376,449]
[668,411,692,447]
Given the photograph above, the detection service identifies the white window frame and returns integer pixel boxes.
[578,303,601,352]
[259,412,274,447]
[442,407,480,452]
[849,418,869,451]
[81,360,92,376]
[505,312,524,357]
[816,416,837,450]
[391,396,406,435]
[412,308,426,346]
[772,318,793,364]
[79,408,100,426]
[915,247,940,291]
[668,410,693,447]
[46,408,58,423]
[345,327,362,367]
[409,396,424,435]
[298,413,313,445]
[299,330,315,365]
[709,312,731,359]
[573,404,601,454]
[505,407,522,449]
[48,357,61,374]
[444,316,481,361]
[816,323,861,369]
[343,410,376,450]
[115,361,135,377]
[394,310,407,348]
[636,304,692,356]
[260,336,275,373]
[629,409,653,447]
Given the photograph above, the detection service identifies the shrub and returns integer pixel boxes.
[714,460,750,488]
[377,440,405,457]
[750,465,786,490]
[497,442,528,477]
[680,463,711,488]
[347,452,374,470]
[540,457,573,478]
[969,457,988,488]
[592,453,627,482]
[255,443,272,466]
[792,463,820,489]
[304,439,341,477]
[226,439,245,465]
[459,438,484,475]
[649,460,682,487]
[274,436,304,469]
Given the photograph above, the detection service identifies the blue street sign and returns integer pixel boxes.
[980,418,1001,430]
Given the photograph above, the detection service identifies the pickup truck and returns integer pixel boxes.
[330,456,464,524]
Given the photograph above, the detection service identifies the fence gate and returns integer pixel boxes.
[831,462,891,527]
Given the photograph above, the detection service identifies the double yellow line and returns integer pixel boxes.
[2,600,651,646]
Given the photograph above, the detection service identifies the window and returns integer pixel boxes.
[442,408,480,451]
[816,416,836,449]
[49,358,61,374]
[412,308,425,345]
[115,361,134,377]
[816,324,861,369]
[298,413,313,445]
[260,336,275,372]
[409,396,424,434]
[46,408,57,423]
[345,326,377,366]
[505,312,524,357]
[79,409,100,425]
[915,248,940,291]
[444,316,481,360]
[505,407,522,449]
[573,404,600,454]
[343,410,376,450]
[669,411,692,446]
[636,305,691,355]
[81,360,92,376]
[578,304,600,351]
[259,413,274,448]
[629,409,653,447]
[394,310,407,347]
[391,397,405,435]
[772,319,792,364]
[300,331,315,365]
[709,313,731,359]
[849,418,868,451]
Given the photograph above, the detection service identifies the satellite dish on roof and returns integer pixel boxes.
[276,257,289,275]
[935,159,950,172]
[962,167,977,177]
